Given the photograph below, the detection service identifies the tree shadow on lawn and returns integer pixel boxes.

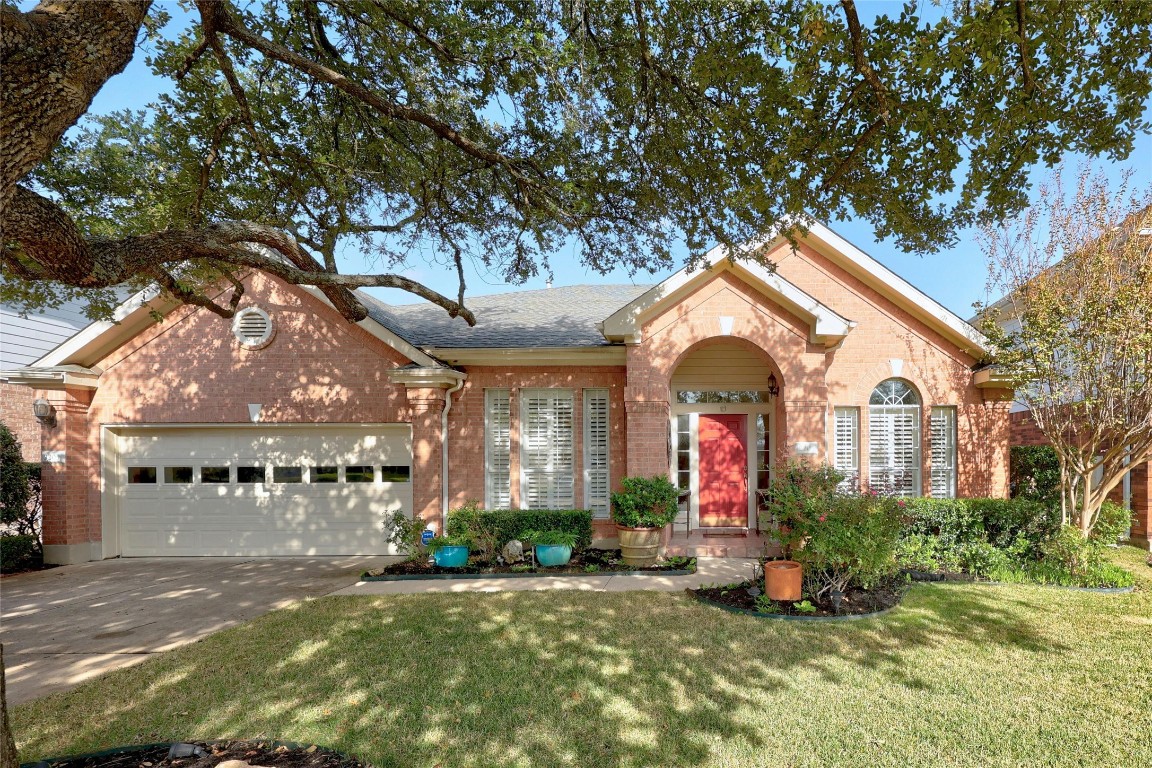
[10,581,1112,768]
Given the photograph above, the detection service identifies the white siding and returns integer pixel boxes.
[670,341,774,389]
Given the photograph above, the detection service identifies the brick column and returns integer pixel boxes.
[41,386,99,565]
[624,399,670,478]
[406,386,446,534]
[781,401,827,463]
[1128,460,1150,550]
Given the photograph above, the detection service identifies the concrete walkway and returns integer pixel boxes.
[0,556,393,705]
[332,556,757,595]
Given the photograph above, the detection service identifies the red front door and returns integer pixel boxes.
[698,414,748,528]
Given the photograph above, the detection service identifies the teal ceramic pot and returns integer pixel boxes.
[433,545,469,568]
[535,544,573,567]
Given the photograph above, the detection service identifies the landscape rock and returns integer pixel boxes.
[502,540,524,563]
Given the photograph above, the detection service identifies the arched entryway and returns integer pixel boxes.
[670,339,780,531]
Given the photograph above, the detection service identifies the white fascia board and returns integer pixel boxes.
[2,365,102,390]
[803,222,992,354]
[296,285,440,368]
[972,367,1015,389]
[386,367,467,388]
[33,287,169,368]
[424,346,627,366]
[600,246,853,346]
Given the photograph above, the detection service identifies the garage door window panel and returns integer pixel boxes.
[164,466,193,484]
[346,465,375,483]
[237,466,266,483]
[201,466,230,483]
[273,466,303,483]
[381,465,410,482]
[312,466,339,483]
[128,467,156,484]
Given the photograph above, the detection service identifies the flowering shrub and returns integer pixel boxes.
[783,490,904,600]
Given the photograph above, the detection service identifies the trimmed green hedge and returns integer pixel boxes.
[901,497,1058,554]
[1,534,41,573]
[1010,445,1061,506]
[447,506,594,552]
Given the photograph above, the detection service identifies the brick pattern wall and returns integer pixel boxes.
[0,381,40,461]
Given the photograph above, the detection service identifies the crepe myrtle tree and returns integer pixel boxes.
[980,167,1152,535]
[2,1,1151,325]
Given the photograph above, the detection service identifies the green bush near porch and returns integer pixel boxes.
[447,504,593,555]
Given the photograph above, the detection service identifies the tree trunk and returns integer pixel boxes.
[1,645,17,768]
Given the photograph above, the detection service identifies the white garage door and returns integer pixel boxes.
[110,425,412,556]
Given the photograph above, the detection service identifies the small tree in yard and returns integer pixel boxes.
[981,168,1152,535]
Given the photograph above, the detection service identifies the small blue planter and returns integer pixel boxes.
[432,545,469,568]
[535,544,573,567]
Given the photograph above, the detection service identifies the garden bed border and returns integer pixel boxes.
[906,571,1135,594]
[19,740,362,768]
[361,563,696,582]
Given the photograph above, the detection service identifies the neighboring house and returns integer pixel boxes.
[3,223,1014,565]
[0,301,96,461]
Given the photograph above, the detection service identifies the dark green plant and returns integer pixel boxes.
[792,600,817,614]
[1,425,31,527]
[754,595,780,614]
[523,529,579,548]
[426,534,472,553]
[382,511,426,559]
[758,461,844,535]
[790,492,904,599]
[610,476,679,529]
[1092,501,1131,546]
[447,507,593,551]
[0,534,41,573]
[1010,445,1062,506]
[583,563,601,573]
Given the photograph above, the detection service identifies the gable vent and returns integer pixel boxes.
[232,307,274,347]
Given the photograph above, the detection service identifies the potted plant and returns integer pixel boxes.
[610,475,679,566]
[524,529,578,567]
[426,534,471,568]
[763,559,803,601]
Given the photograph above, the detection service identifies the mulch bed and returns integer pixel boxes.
[365,548,695,577]
[690,578,906,617]
[24,740,368,768]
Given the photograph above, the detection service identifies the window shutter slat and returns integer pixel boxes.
[930,406,957,498]
[833,407,859,491]
[584,389,610,517]
[485,389,511,509]
[521,389,575,509]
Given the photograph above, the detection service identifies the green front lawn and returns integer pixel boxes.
[13,547,1152,768]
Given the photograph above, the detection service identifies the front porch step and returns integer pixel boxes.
[666,542,784,559]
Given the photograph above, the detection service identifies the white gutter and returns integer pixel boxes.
[441,377,466,533]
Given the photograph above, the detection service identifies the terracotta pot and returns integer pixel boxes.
[616,525,662,566]
[764,560,802,601]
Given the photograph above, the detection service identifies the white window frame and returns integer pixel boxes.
[833,407,860,491]
[520,388,575,509]
[583,388,611,518]
[929,406,957,498]
[484,388,511,509]
[868,380,922,497]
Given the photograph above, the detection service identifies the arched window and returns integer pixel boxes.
[868,379,921,496]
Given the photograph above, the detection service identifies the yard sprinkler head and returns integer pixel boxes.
[830,590,844,614]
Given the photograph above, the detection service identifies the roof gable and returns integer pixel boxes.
[601,251,856,347]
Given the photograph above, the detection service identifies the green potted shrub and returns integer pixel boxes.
[610,475,679,566]
[524,529,578,567]
[426,534,472,568]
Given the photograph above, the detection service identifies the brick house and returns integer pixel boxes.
[4,223,1014,565]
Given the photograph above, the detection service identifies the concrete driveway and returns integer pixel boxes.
[0,556,394,706]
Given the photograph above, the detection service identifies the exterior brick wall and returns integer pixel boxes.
[0,381,40,461]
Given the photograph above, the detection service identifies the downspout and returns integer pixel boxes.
[442,377,466,533]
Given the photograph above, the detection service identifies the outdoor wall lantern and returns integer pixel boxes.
[766,373,780,398]
[32,398,57,428]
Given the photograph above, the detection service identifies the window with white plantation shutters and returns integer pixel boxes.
[583,389,610,517]
[520,389,575,509]
[485,389,511,509]
[868,379,922,497]
[930,406,957,498]
[833,407,859,491]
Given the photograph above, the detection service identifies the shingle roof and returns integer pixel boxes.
[360,284,651,349]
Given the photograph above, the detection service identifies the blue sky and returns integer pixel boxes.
[84,0,1151,318]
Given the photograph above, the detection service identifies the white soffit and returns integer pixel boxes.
[600,246,855,346]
